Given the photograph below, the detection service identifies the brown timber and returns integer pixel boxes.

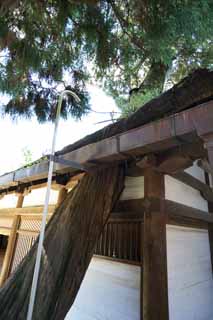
[58,69,213,156]
[143,169,169,320]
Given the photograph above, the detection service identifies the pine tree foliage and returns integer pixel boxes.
[0,1,212,121]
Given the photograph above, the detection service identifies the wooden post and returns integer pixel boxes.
[0,194,24,286]
[0,215,21,286]
[140,220,143,320]
[56,187,68,207]
[202,133,213,274]
[16,193,24,208]
[142,168,169,320]
[202,133,213,186]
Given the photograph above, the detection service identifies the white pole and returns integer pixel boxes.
[26,90,80,320]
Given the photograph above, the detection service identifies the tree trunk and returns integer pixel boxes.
[0,166,124,319]
[139,61,168,92]
[58,68,213,156]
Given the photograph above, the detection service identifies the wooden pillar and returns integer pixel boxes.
[202,133,213,274]
[0,215,21,286]
[0,194,24,286]
[142,168,169,320]
[202,133,213,185]
[16,193,24,208]
[56,187,68,207]
[140,220,143,320]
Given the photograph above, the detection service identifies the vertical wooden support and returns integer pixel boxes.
[140,221,143,320]
[56,187,68,207]
[0,194,24,286]
[16,193,24,208]
[142,168,169,320]
[0,215,21,286]
[202,133,213,185]
[202,134,213,274]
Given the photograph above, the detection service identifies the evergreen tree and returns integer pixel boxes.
[0,1,212,120]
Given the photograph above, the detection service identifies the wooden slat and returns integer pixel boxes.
[19,214,52,220]
[110,211,143,221]
[0,205,55,215]
[17,230,39,236]
[171,171,213,202]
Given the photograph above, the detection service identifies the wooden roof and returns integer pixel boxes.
[0,100,212,194]
[0,69,213,194]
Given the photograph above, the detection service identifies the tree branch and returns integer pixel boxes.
[107,0,145,51]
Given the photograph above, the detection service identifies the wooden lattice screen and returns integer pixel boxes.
[0,206,142,285]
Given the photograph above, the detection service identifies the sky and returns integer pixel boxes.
[0,85,119,175]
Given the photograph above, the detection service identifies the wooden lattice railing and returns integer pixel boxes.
[94,220,142,264]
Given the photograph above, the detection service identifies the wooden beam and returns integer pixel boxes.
[0,205,55,216]
[136,155,157,169]
[143,169,169,320]
[157,152,193,174]
[165,199,213,224]
[171,171,213,203]
[1,99,213,195]
[115,199,145,213]
[17,229,39,236]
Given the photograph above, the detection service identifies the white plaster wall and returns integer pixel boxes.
[120,176,144,200]
[167,225,213,320]
[0,194,17,209]
[185,162,206,182]
[0,187,58,208]
[66,257,140,320]
[165,162,208,211]
[23,187,58,206]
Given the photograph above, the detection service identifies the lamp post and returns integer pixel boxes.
[27,90,80,320]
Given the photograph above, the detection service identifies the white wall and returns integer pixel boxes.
[120,176,144,200]
[165,162,208,211]
[66,257,140,320]
[23,187,58,206]
[167,225,213,320]
[0,187,58,208]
